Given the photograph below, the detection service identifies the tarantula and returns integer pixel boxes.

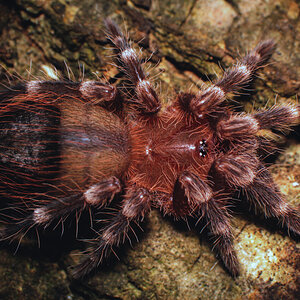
[0,19,299,278]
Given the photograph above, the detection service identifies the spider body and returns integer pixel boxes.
[128,111,211,195]
[0,19,299,278]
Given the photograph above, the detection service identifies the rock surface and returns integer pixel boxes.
[0,0,299,299]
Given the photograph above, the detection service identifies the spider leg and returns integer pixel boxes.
[176,171,213,214]
[213,115,260,188]
[253,105,300,132]
[213,150,259,188]
[25,80,118,104]
[72,185,152,278]
[0,193,84,242]
[198,197,239,277]
[215,108,299,236]
[202,100,299,141]
[252,105,299,155]
[105,19,161,114]
[243,165,300,236]
[177,40,276,117]
[216,114,259,140]
[214,40,276,93]
[177,171,239,275]
[214,103,299,186]
[0,176,122,241]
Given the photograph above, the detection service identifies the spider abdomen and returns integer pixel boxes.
[0,89,131,199]
[58,98,130,190]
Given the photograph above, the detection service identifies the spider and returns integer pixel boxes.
[0,19,299,279]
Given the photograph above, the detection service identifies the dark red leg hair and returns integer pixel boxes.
[104,19,161,114]
[178,171,213,213]
[24,80,118,104]
[175,40,276,118]
[198,197,239,277]
[72,186,152,278]
[213,150,259,188]
[0,177,122,241]
[244,165,300,236]
[253,105,300,132]
[0,193,83,242]
[177,171,239,276]
[83,177,122,207]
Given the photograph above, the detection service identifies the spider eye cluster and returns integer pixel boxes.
[198,139,207,157]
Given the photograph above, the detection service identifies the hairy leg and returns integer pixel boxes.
[177,171,212,214]
[253,105,300,132]
[213,150,259,188]
[72,185,152,278]
[0,193,83,241]
[173,171,238,275]
[175,41,276,118]
[244,165,300,236]
[0,80,119,105]
[198,197,239,276]
[216,103,299,139]
[105,19,161,115]
[0,176,121,241]
[190,40,276,117]
[214,104,299,188]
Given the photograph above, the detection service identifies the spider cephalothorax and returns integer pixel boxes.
[0,19,299,278]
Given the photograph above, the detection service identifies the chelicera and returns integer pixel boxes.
[0,19,299,278]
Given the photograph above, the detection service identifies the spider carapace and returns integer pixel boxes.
[0,19,299,278]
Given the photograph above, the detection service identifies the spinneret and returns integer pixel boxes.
[0,19,299,279]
